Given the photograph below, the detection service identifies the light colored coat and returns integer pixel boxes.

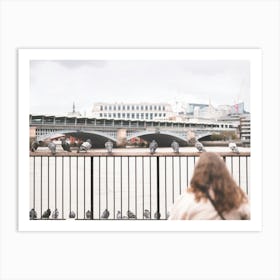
[168,191,250,220]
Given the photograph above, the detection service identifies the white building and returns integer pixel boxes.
[91,102,173,121]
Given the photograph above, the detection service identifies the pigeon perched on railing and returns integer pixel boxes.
[86,210,93,219]
[127,210,136,219]
[48,141,56,156]
[171,140,179,153]
[61,139,71,152]
[31,141,39,152]
[143,209,151,219]
[52,208,59,219]
[154,211,161,220]
[77,139,92,153]
[116,210,122,219]
[29,208,37,219]
[229,142,240,154]
[69,211,76,219]
[149,140,158,154]
[195,140,206,153]
[105,140,113,154]
[101,209,110,219]
[42,209,51,219]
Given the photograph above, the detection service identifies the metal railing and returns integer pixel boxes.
[29,153,250,220]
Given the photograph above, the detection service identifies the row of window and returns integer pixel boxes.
[99,112,166,120]
[100,105,166,111]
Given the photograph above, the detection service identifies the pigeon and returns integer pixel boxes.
[69,211,76,219]
[195,140,206,153]
[61,139,71,152]
[86,210,93,219]
[171,140,179,153]
[31,141,39,152]
[77,139,92,153]
[29,208,37,219]
[51,208,59,219]
[101,209,110,219]
[154,211,161,219]
[149,140,158,154]
[127,210,136,219]
[116,210,122,219]
[105,140,113,154]
[42,209,51,219]
[229,142,239,154]
[48,141,56,155]
[143,209,151,219]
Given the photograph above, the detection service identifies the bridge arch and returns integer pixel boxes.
[127,131,189,147]
[37,130,117,148]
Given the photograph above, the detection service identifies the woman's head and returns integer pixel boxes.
[190,152,247,213]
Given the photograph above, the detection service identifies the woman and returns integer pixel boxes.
[168,152,250,220]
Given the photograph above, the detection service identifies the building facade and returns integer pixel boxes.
[91,102,173,121]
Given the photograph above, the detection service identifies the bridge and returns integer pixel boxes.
[30,114,238,147]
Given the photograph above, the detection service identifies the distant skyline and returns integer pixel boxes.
[30,60,250,115]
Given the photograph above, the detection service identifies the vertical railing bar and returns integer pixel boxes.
[84,156,85,219]
[113,157,115,219]
[165,156,167,218]
[33,157,35,209]
[47,156,49,209]
[99,156,101,219]
[186,156,189,189]
[121,156,123,217]
[149,156,151,218]
[172,156,174,203]
[135,157,137,219]
[62,157,64,219]
[128,156,130,212]
[179,156,181,195]
[156,156,160,220]
[55,156,57,211]
[69,156,71,213]
[106,156,108,210]
[246,156,249,195]
[239,156,241,187]
[231,156,233,176]
[40,156,42,218]
[90,157,94,220]
[142,157,144,219]
[76,156,78,219]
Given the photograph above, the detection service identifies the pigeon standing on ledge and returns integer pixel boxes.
[48,141,56,155]
[105,140,113,154]
[171,140,179,153]
[69,211,76,219]
[101,209,110,219]
[143,209,151,219]
[86,210,93,219]
[127,210,136,219]
[42,209,51,219]
[31,141,39,152]
[77,139,92,153]
[154,211,161,220]
[229,142,240,154]
[52,208,59,219]
[61,139,71,152]
[195,140,206,153]
[149,140,158,154]
[29,208,37,219]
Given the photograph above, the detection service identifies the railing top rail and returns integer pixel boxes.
[30,151,250,157]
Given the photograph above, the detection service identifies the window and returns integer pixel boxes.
[145,113,149,119]
[127,105,130,110]
[136,106,139,110]
[127,113,130,118]
[122,105,125,110]
[113,113,116,118]
[154,105,157,110]
[155,113,157,117]
[108,113,111,118]
[132,113,135,119]
[145,105,148,110]
[113,106,116,110]
[150,105,152,110]
[122,113,125,118]
[118,113,121,118]
[132,105,135,110]
[100,105,103,111]
[136,113,139,119]
[163,106,165,111]
[105,106,107,110]
[159,113,162,117]
[141,113,144,119]
[104,113,107,117]
[118,105,121,110]
[109,106,112,110]
[141,106,144,110]
[100,113,103,117]
[150,113,153,119]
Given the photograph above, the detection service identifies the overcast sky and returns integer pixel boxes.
[30,60,250,115]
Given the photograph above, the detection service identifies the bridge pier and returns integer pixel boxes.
[116,128,127,147]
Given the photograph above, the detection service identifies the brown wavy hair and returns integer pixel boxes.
[189,152,247,214]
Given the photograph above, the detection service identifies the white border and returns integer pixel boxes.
[18,48,262,231]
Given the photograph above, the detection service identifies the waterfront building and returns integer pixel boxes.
[91,102,173,121]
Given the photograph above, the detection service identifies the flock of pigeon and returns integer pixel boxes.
[29,208,166,220]
[31,138,240,154]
